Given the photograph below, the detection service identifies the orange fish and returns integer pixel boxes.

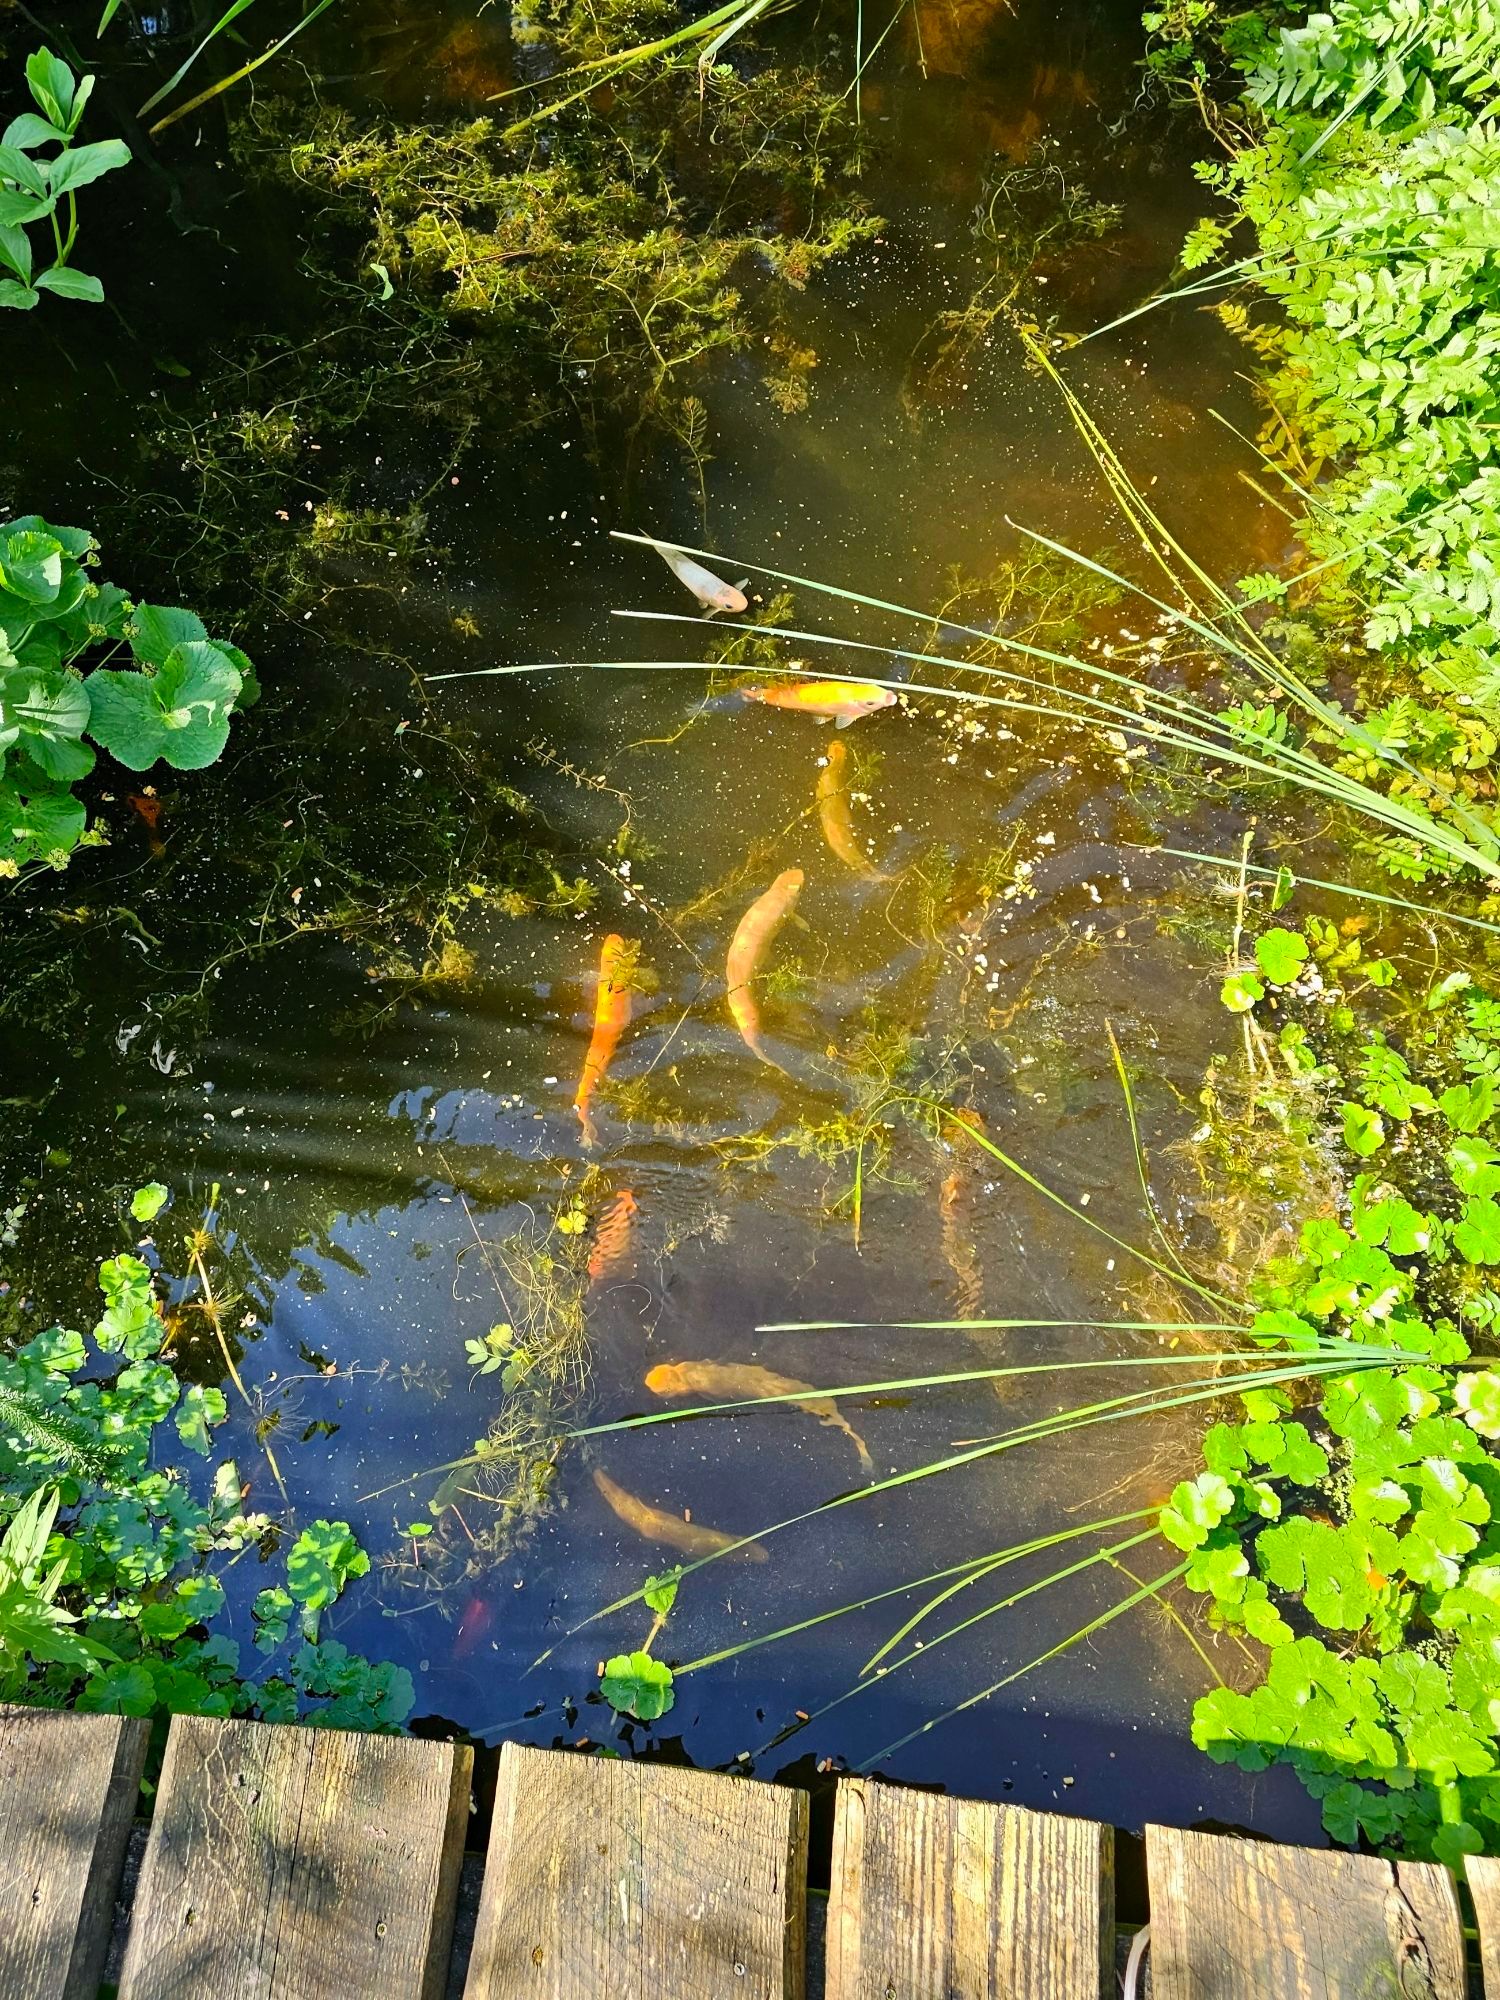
[816,739,890,880]
[646,1361,874,1475]
[745,679,896,726]
[592,1466,768,1562]
[587,1189,639,1282]
[127,792,166,857]
[726,869,803,1068]
[574,934,633,1148]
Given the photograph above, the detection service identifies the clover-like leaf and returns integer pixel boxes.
[173,1384,226,1457]
[600,1649,675,1721]
[129,1182,168,1223]
[1220,969,1264,1013]
[643,1571,680,1617]
[1456,1371,1500,1439]
[286,1520,370,1611]
[1442,1077,1497,1136]
[1341,1101,1385,1158]
[1160,1471,1236,1550]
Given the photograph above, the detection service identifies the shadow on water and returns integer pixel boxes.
[0,0,1324,1838]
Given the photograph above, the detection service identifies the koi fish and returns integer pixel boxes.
[646,1361,874,1476]
[592,1466,768,1562]
[726,868,803,1068]
[587,1189,639,1282]
[745,680,896,727]
[574,933,633,1149]
[651,540,749,615]
[816,740,890,880]
[127,792,166,857]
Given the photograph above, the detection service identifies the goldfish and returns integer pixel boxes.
[745,679,896,727]
[587,1189,639,1283]
[574,933,633,1149]
[816,740,890,880]
[646,1361,874,1476]
[650,539,749,615]
[453,1594,495,1659]
[726,868,803,1068]
[127,792,166,857]
[592,1466,768,1562]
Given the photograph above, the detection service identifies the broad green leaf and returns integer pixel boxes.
[25,50,76,129]
[1341,1101,1385,1157]
[286,1520,369,1610]
[1254,927,1309,985]
[1453,1198,1500,1265]
[85,641,242,771]
[643,1571,680,1617]
[33,267,104,304]
[0,223,32,282]
[1457,1371,1500,1439]
[46,139,129,197]
[0,146,47,195]
[1442,1077,1497,1135]
[600,1649,675,1721]
[0,529,64,604]
[1220,969,1264,1013]
[0,281,37,311]
[173,1384,226,1456]
[128,603,208,667]
[130,1182,168,1223]
[0,188,53,226]
[1160,1471,1236,1550]
[1,114,67,151]
[0,774,84,864]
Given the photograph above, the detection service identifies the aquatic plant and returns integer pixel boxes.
[97,0,343,137]
[1162,907,1500,1866]
[0,515,254,875]
[0,49,128,309]
[0,1187,409,1728]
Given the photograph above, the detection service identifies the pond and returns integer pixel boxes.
[2,0,1327,1842]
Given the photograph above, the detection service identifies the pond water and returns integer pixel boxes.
[3,0,1327,1842]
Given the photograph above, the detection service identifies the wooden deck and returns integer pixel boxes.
[0,1702,1494,1998]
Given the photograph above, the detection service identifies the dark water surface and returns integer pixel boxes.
[3,0,1325,1841]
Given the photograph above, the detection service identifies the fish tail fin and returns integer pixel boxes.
[856,1444,875,1478]
[578,1104,599,1150]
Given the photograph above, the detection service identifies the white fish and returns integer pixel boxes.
[651,539,749,615]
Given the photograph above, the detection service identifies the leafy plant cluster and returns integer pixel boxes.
[0,514,253,873]
[1166,915,1500,1863]
[0,1190,410,1730]
[0,48,128,310]
[1162,0,1500,709]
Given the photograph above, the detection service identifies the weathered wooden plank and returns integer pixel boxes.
[825,1775,1114,2000]
[1146,1822,1466,1999]
[0,1704,150,2000]
[1464,1854,1500,1998]
[463,1741,808,1999]
[117,1714,471,2000]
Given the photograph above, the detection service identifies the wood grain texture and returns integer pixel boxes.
[463,1741,808,1999]
[825,1775,1114,2000]
[117,1714,471,2000]
[0,1704,149,2000]
[1146,1823,1465,2000]
[1466,1855,1500,1999]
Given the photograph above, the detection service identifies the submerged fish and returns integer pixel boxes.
[587,1189,639,1283]
[726,867,804,1068]
[127,792,166,857]
[651,539,749,615]
[816,740,890,880]
[592,1465,768,1562]
[646,1361,874,1476]
[574,933,633,1149]
[453,1593,495,1659]
[745,680,896,727]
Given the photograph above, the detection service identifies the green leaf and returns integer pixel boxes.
[1453,1198,1500,1265]
[2,115,67,151]
[0,189,52,227]
[0,146,48,195]
[130,1182,168,1223]
[127,603,208,667]
[25,50,76,129]
[252,1585,294,1652]
[85,641,242,772]
[286,1520,369,1611]
[1220,969,1264,1013]
[173,1385,226,1457]
[0,774,84,864]
[600,1649,675,1721]
[0,529,64,605]
[1456,1371,1500,1439]
[1160,1471,1236,1551]
[1254,927,1309,985]
[643,1571,680,1617]
[1341,1101,1385,1157]
[45,139,128,198]
[0,222,32,283]
[1442,1078,1497,1136]
[1257,1515,1399,1631]
[32,267,104,304]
